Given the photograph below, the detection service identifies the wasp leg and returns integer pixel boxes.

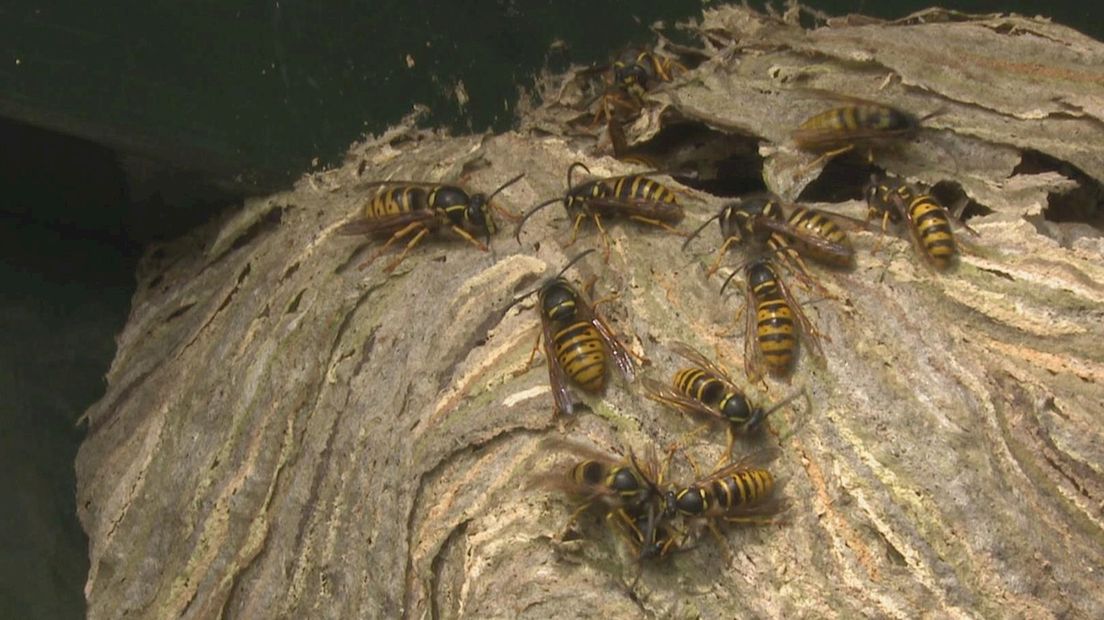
[792,144,855,181]
[721,425,737,468]
[449,225,491,252]
[382,227,432,273]
[949,199,981,237]
[723,513,786,527]
[566,213,589,247]
[705,236,741,277]
[780,255,835,300]
[592,91,639,127]
[705,519,734,564]
[513,329,543,378]
[628,215,687,236]
[592,214,613,262]
[493,203,522,222]
[359,221,428,271]
[561,500,596,540]
[870,210,892,254]
[589,291,619,312]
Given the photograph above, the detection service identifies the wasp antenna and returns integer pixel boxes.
[719,258,755,296]
[501,285,542,318]
[514,197,562,244]
[719,269,742,296]
[555,248,597,279]
[760,388,806,421]
[567,161,592,189]
[500,248,597,317]
[918,107,947,124]
[682,209,722,251]
[487,172,526,202]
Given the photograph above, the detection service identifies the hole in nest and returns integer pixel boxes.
[229,206,284,255]
[797,154,880,203]
[286,289,306,314]
[1015,150,1103,228]
[164,302,196,322]
[929,181,993,222]
[620,121,767,197]
[561,528,584,543]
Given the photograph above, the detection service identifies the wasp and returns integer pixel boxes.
[337,173,525,272]
[791,91,941,158]
[661,447,787,542]
[515,162,684,260]
[685,193,855,278]
[591,48,687,125]
[533,439,663,553]
[644,441,790,558]
[508,250,635,416]
[864,175,971,271]
[721,258,824,380]
[642,341,806,455]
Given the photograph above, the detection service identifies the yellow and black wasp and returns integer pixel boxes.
[642,341,805,455]
[591,48,687,125]
[864,175,973,272]
[685,193,855,278]
[337,173,525,272]
[792,93,939,160]
[515,162,684,260]
[508,250,635,416]
[660,446,787,554]
[533,439,663,553]
[722,258,824,380]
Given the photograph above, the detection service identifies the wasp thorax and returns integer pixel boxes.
[747,261,776,289]
[675,487,707,515]
[610,467,645,495]
[720,394,754,424]
[540,280,579,322]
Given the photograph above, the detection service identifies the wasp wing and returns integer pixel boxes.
[541,316,576,417]
[773,273,825,361]
[640,376,722,422]
[588,310,636,382]
[750,211,856,265]
[668,341,743,391]
[335,209,438,236]
[697,446,782,483]
[584,197,685,224]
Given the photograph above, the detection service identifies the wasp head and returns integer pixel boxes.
[539,279,579,323]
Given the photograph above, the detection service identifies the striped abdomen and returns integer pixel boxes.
[712,468,775,512]
[366,186,429,218]
[553,321,607,392]
[611,176,677,204]
[907,193,956,270]
[673,368,754,425]
[673,368,726,406]
[670,468,775,517]
[788,207,853,266]
[800,104,913,134]
[749,264,797,376]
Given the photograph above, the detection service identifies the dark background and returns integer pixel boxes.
[0,1,1097,616]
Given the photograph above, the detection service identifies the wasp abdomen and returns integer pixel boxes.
[909,195,956,269]
[553,322,607,392]
[749,264,798,376]
[715,469,775,509]
[367,186,428,218]
[674,368,725,405]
